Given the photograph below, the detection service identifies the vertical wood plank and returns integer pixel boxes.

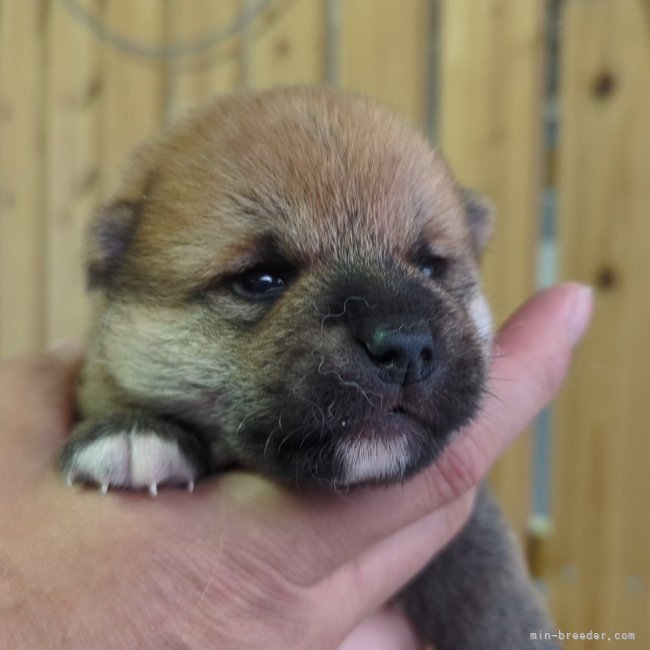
[340,0,430,129]
[0,0,46,356]
[438,0,546,533]
[549,0,650,641]
[252,0,327,88]
[100,0,167,194]
[44,0,101,344]
[165,0,243,117]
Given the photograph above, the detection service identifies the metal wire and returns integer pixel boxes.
[57,0,275,59]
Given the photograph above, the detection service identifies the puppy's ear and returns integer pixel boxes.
[86,200,142,290]
[461,189,494,258]
[85,143,158,290]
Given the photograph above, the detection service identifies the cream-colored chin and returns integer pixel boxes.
[336,434,409,485]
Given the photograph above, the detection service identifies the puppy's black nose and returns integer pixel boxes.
[358,323,436,385]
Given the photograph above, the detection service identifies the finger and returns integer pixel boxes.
[230,283,592,585]
[0,341,84,469]
[318,490,475,633]
[337,608,422,650]
[429,282,593,501]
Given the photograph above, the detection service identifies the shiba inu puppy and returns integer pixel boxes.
[60,87,556,649]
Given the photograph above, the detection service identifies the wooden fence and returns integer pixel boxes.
[0,0,648,645]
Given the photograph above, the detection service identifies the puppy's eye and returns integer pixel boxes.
[418,255,449,280]
[231,268,290,300]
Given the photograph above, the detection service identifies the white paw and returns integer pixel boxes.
[63,430,197,495]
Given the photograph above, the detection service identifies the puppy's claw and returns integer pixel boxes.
[59,421,203,496]
[66,474,74,487]
[187,480,194,493]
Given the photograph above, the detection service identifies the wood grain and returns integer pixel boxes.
[548,0,650,644]
[0,0,47,356]
[44,0,101,344]
[340,0,430,129]
[252,0,326,88]
[165,0,244,116]
[99,0,166,195]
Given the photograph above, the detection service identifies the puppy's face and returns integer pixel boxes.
[84,88,492,487]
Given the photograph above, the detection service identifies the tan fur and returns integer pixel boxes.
[79,87,486,436]
[93,88,471,296]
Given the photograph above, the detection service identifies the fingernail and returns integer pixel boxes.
[568,286,593,345]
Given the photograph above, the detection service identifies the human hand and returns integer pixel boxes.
[0,283,591,650]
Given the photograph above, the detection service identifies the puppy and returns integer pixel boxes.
[59,87,557,649]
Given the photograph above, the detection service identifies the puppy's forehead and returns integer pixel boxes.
[134,89,468,281]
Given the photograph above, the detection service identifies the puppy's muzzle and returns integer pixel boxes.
[356,321,436,386]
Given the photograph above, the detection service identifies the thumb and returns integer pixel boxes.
[0,341,84,472]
